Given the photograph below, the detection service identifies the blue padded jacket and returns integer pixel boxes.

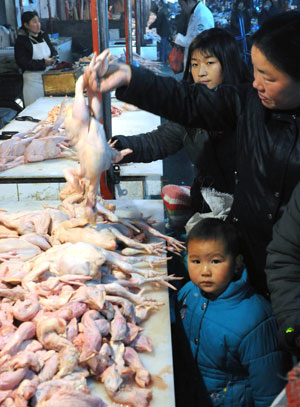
[176,270,286,406]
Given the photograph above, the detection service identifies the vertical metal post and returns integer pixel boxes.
[97,0,112,142]
[91,0,114,198]
[124,0,133,64]
[135,0,142,55]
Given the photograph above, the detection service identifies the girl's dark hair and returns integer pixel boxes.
[21,11,39,28]
[187,218,241,258]
[252,11,300,81]
[183,28,252,85]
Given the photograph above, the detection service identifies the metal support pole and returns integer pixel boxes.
[91,0,114,199]
[135,0,142,55]
[97,0,112,142]
[124,0,133,64]
[141,0,147,46]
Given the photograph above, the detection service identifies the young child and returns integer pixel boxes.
[173,218,288,407]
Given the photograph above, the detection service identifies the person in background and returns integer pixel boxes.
[14,11,58,107]
[265,182,300,357]
[229,0,251,35]
[173,217,287,406]
[87,11,300,297]
[281,0,292,10]
[111,28,251,232]
[149,0,171,62]
[108,2,114,19]
[258,0,280,25]
[173,0,214,67]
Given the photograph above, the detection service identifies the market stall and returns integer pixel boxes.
[0,96,163,201]
[0,3,179,406]
[0,197,176,407]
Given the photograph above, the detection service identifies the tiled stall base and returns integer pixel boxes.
[0,183,62,202]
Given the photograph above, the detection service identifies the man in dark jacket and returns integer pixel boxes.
[266,182,300,356]
[149,0,171,62]
[86,12,300,296]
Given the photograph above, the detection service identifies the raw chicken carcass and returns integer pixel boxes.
[0,237,41,262]
[24,135,74,163]
[35,389,112,407]
[0,209,51,236]
[36,317,79,378]
[63,54,132,222]
[22,242,106,290]
[124,346,151,388]
[50,218,117,250]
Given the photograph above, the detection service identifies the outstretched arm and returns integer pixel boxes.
[83,49,132,93]
[87,50,241,132]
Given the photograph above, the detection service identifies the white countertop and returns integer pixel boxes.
[0,199,175,407]
[0,96,162,180]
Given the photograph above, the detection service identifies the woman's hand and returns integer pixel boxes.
[45,57,55,66]
[108,139,133,163]
[84,49,132,93]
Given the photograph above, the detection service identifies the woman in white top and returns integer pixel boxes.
[174,0,214,67]
[14,11,58,106]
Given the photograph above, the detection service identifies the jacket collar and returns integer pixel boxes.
[17,27,44,38]
[263,103,300,122]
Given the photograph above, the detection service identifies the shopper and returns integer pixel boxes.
[173,0,214,67]
[230,0,251,35]
[87,11,300,296]
[266,182,300,356]
[110,28,251,230]
[14,11,57,106]
[149,0,171,62]
[257,0,280,25]
[173,217,287,406]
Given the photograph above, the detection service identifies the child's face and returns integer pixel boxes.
[187,238,237,298]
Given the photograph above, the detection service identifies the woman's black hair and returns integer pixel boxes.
[183,28,252,85]
[21,11,39,28]
[252,11,300,81]
[187,218,241,259]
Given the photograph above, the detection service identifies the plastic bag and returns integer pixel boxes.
[185,188,234,235]
[168,45,184,74]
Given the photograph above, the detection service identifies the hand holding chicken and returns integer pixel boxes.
[63,54,132,222]
[83,49,132,94]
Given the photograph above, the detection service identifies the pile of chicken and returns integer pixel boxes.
[0,55,185,407]
[0,100,79,173]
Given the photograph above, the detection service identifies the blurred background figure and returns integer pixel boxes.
[149,0,171,62]
[14,11,57,107]
[258,0,280,25]
[229,0,251,35]
[173,0,214,67]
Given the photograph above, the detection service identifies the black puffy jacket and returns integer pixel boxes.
[116,66,300,294]
[266,182,300,355]
[112,120,235,212]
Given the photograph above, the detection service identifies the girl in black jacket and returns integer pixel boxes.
[111,28,251,229]
[14,11,58,106]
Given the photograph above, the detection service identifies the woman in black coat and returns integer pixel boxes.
[14,11,57,106]
[87,12,300,296]
[266,182,300,356]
